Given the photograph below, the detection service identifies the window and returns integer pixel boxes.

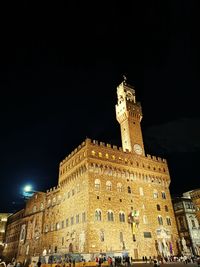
[157,204,161,211]
[82,212,86,223]
[33,205,37,213]
[166,217,171,226]
[100,230,104,242]
[153,190,158,199]
[91,150,95,156]
[117,183,122,192]
[71,217,74,225]
[165,205,168,212]
[119,212,125,222]
[106,181,112,191]
[143,215,148,224]
[128,186,131,193]
[66,219,69,227]
[72,189,75,196]
[178,217,185,229]
[62,237,64,246]
[45,225,49,233]
[144,232,152,238]
[158,216,163,225]
[76,214,79,224]
[139,187,144,196]
[191,219,196,228]
[95,209,102,221]
[56,222,60,230]
[107,211,114,221]
[161,192,166,199]
[40,203,44,210]
[95,179,100,190]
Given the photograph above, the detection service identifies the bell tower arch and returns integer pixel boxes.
[115,77,145,155]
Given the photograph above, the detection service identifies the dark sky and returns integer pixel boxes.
[0,1,200,212]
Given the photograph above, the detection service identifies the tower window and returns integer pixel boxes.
[128,186,131,193]
[95,209,102,221]
[156,204,161,211]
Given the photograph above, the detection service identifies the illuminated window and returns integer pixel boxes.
[52,197,56,204]
[117,183,122,192]
[33,205,37,213]
[91,150,95,156]
[99,152,102,157]
[40,203,44,210]
[47,199,51,206]
[106,181,112,191]
[165,205,168,212]
[158,215,163,225]
[56,222,60,230]
[153,190,158,198]
[105,153,109,159]
[95,179,100,190]
[107,211,114,221]
[95,209,102,221]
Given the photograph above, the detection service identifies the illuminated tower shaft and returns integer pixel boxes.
[115,81,145,155]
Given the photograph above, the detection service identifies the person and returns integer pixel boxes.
[145,256,148,263]
[37,261,41,267]
[197,257,200,267]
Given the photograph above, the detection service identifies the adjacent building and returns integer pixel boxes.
[3,80,179,262]
[173,193,200,256]
[189,189,200,224]
[0,213,12,257]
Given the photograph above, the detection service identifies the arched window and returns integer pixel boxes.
[166,217,171,225]
[165,205,168,212]
[107,210,114,221]
[117,183,122,192]
[162,191,166,199]
[128,186,131,194]
[95,179,100,190]
[156,204,161,211]
[119,212,125,222]
[153,189,158,198]
[106,181,112,191]
[95,209,102,221]
[158,215,163,225]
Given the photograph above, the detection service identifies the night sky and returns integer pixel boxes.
[0,1,200,212]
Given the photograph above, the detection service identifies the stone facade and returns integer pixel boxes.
[190,189,200,224]
[173,195,200,256]
[0,213,12,257]
[3,80,179,262]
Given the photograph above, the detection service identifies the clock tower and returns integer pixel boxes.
[115,78,145,155]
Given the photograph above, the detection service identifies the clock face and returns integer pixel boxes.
[133,144,143,155]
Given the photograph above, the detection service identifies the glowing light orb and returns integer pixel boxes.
[24,185,32,192]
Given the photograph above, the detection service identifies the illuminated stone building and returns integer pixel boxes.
[0,213,11,257]
[173,194,200,256]
[3,80,179,261]
[189,189,200,224]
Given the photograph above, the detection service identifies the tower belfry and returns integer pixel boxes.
[115,79,145,155]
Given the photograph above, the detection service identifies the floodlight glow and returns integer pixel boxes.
[24,185,32,192]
